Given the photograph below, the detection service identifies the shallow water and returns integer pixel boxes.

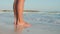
[0,12,60,34]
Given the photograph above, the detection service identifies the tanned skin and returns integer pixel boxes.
[13,0,31,33]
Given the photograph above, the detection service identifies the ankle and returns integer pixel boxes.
[17,20,24,24]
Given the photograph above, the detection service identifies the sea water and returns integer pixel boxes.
[0,12,60,34]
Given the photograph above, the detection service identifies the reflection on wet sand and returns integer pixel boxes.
[14,25,24,34]
[14,23,31,34]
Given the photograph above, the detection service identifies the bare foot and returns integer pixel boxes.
[15,21,31,32]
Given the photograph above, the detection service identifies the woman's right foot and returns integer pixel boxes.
[17,21,31,28]
[15,21,31,32]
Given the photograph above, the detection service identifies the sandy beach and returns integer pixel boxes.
[0,12,60,34]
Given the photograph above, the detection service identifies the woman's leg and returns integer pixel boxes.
[13,0,17,25]
[17,0,31,28]
[13,0,19,31]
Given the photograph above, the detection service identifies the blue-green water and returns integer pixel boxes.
[0,12,60,34]
[0,12,60,25]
